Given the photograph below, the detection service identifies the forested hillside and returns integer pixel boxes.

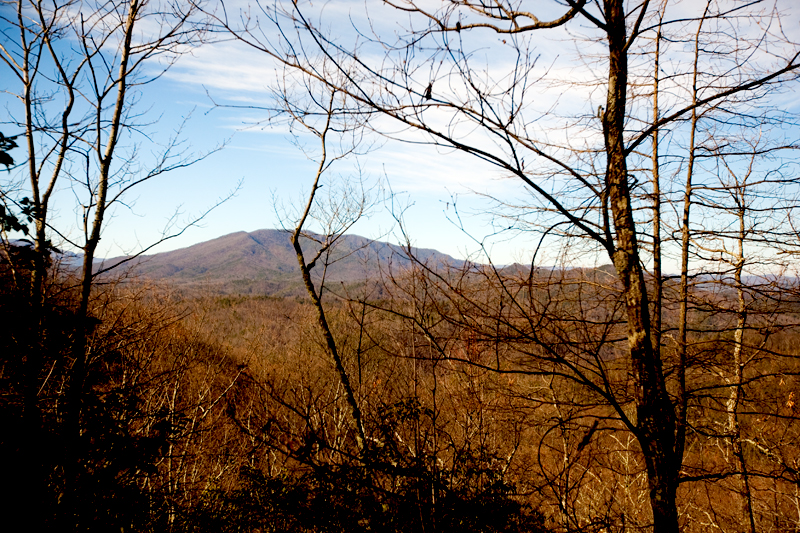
[4,257,800,531]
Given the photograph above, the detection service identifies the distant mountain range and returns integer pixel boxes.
[103,229,462,296]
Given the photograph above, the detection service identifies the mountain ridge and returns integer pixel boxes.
[103,228,463,296]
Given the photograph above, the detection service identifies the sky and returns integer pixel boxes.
[3,0,800,270]
[0,0,551,266]
[98,68,529,264]
[123,0,587,267]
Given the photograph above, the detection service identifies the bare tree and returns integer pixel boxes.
[277,74,375,454]
[0,1,225,527]
[212,1,800,531]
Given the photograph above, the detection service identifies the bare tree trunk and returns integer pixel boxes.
[17,8,46,519]
[290,97,367,454]
[729,174,756,533]
[291,231,367,453]
[603,2,679,530]
[10,4,78,527]
[676,5,711,488]
[62,7,136,528]
[650,15,663,358]
[730,239,756,533]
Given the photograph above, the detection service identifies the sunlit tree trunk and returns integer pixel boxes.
[604,2,679,530]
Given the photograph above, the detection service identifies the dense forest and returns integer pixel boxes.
[3,1,800,532]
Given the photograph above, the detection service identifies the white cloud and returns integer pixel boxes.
[164,41,279,96]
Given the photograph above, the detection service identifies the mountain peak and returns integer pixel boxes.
[107,229,460,296]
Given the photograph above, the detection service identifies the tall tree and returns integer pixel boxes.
[0,1,216,528]
[217,1,800,530]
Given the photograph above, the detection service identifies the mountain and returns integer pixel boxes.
[103,229,462,296]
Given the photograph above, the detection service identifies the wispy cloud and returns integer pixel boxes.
[164,41,279,96]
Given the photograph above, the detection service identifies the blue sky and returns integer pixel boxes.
[4,0,800,271]
[68,1,556,266]
[0,0,532,265]
[96,67,529,264]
